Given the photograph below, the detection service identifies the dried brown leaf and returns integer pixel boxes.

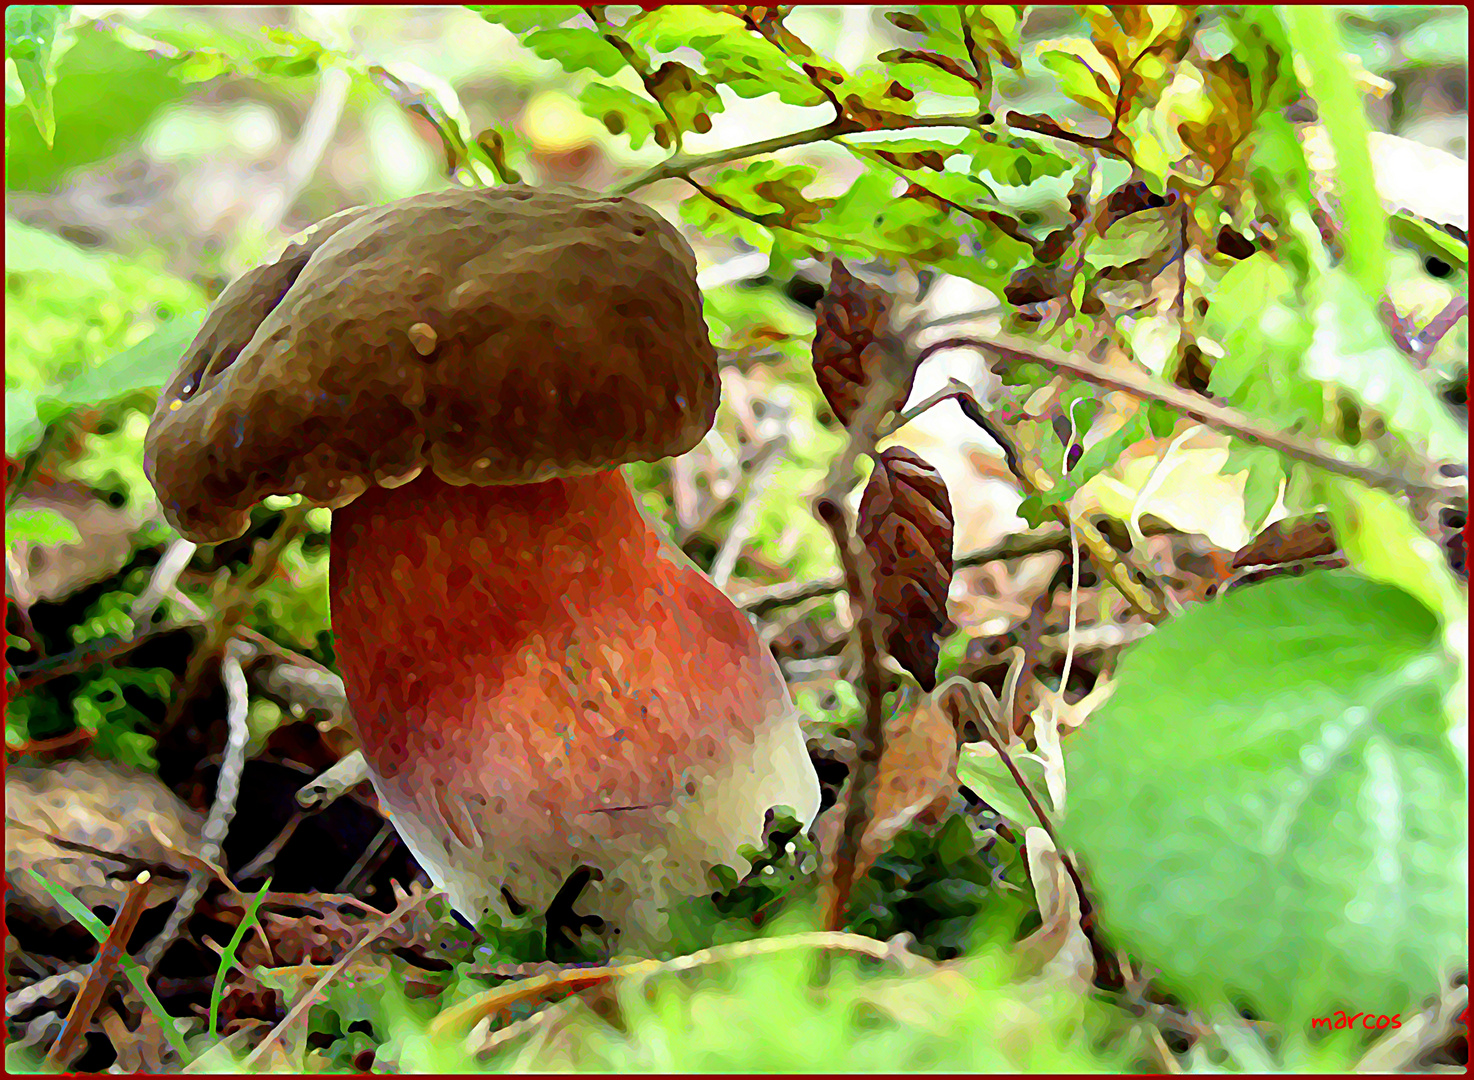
[855,692,964,881]
[812,261,902,427]
[1018,827,1093,991]
[1232,513,1338,568]
[858,447,956,690]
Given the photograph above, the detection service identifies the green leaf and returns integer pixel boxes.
[815,165,1030,288]
[619,5,824,106]
[1283,7,1389,300]
[957,743,1049,829]
[578,79,665,150]
[520,26,630,77]
[1388,212,1468,273]
[1038,46,1117,119]
[1304,269,1465,463]
[1085,205,1176,270]
[5,5,70,145]
[1230,446,1288,536]
[6,28,187,193]
[5,388,43,458]
[1324,479,1465,626]
[466,5,583,34]
[1061,572,1466,1027]
[963,5,1023,68]
[1203,252,1296,400]
[59,314,205,409]
[5,506,81,546]
[4,215,110,285]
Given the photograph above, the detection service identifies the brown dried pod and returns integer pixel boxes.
[858,447,956,690]
[812,260,906,428]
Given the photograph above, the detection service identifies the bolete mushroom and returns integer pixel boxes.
[144,186,820,951]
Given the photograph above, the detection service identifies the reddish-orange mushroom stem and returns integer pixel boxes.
[330,468,815,939]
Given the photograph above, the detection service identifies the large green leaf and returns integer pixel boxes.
[5,27,187,192]
[1061,572,1466,1026]
[520,26,629,78]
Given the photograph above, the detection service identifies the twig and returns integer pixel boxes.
[46,872,153,1070]
[1412,295,1470,357]
[735,522,1178,617]
[708,434,788,588]
[140,638,253,971]
[1380,299,1418,357]
[129,537,198,631]
[234,811,306,882]
[878,379,972,437]
[616,112,994,195]
[923,333,1466,499]
[241,885,436,1069]
[6,969,85,1020]
[431,930,927,1040]
[254,63,350,236]
[1354,983,1468,1072]
[1002,110,1124,158]
[941,682,1118,987]
[296,749,370,812]
[335,821,394,894]
[6,550,45,659]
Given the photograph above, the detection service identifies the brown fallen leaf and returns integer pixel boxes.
[855,690,965,882]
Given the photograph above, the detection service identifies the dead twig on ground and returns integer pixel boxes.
[140,637,252,970]
[241,884,436,1069]
[46,872,153,1070]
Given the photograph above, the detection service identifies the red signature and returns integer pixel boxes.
[1311,1012,1403,1031]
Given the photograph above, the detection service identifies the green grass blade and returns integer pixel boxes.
[208,879,272,1039]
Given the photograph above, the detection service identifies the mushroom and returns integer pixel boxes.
[144,186,820,951]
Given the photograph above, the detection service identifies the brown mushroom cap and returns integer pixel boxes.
[145,186,719,543]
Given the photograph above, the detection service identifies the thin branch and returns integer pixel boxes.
[708,434,788,588]
[616,111,994,195]
[1413,295,1469,356]
[46,872,153,1070]
[736,522,1177,617]
[140,637,252,971]
[1003,109,1124,158]
[923,334,1466,499]
[241,885,436,1070]
[296,749,370,812]
[129,537,198,631]
[6,970,85,1021]
[942,681,1118,986]
[6,549,45,659]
